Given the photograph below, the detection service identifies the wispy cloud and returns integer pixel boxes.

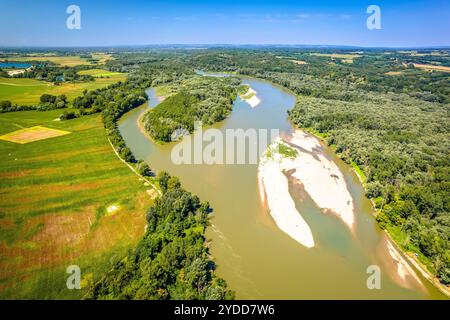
[174,16,195,21]
[261,13,310,24]
[339,14,352,19]
[296,13,311,19]
[209,13,225,18]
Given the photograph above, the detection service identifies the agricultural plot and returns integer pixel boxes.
[0,56,90,67]
[0,71,126,105]
[77,69,123,77]
[310,52,361,63]
[412,63,450,72]
[0,126,71,144]
[0,53,114,67]
[0,110,154,298]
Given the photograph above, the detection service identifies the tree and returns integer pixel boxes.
[137,161,152,176]
[119,147,134,163]
[0,100,12,110]
[157,171,170,193]
[60,110,77,120]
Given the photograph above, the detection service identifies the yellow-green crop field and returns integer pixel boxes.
[0,126,71,144]
[77,69,123,77]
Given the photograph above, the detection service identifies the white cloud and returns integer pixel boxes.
[296,14,311,19]
[339,14,352,19]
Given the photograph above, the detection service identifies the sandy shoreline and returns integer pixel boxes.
[286,130,355,230]
[384,231,450,297]
[258,138,315,248]
[385,237,423,284]
[257,130,357,247]
[241,87,261,108]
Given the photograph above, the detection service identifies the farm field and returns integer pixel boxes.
[0,70,126,105]
[77,69,123,77]
[90,53,115,64]
[412,63,450,72]
[310,52,361,63]
[0,110,154,298]
[0,53,114,67]
[0,126,71,144]
[1,56,90,67]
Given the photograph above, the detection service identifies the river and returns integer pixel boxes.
[118,75,445,299]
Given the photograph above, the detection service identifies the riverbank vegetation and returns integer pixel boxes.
[86,172,233,300]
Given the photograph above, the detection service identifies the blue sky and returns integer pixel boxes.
[0,0,449,47]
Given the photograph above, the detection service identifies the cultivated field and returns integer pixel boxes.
[310,52,361,63]
[1,56,90,67]
[385,71,404,76]
[0,110,154,298]
[0,70,126,105]
[0,53,114,67]
[411,63,450,72]
[0,126,70,144]
[77,69,123,77]
[290,60,308,65]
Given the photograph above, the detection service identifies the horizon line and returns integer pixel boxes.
[1,43,450,50]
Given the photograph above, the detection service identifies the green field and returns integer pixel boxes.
[310,52,361,63]
[0,110,154,298]
[77,69,124,77]
[0,71,127,105]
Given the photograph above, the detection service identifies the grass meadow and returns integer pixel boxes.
[0,110,154,298]
[77,69,124,77]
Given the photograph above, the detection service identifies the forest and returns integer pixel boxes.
[143,75,244,142]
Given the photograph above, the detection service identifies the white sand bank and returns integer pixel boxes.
[258,130,357,247]
[258,138,315,248]
[286,130,355,229]
[241,88,261,108]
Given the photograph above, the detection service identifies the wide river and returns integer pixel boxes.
[119,75,445,299]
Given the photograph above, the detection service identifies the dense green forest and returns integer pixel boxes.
[288,95,449,283]
[143,76,244,142]
[86,172,233,300]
